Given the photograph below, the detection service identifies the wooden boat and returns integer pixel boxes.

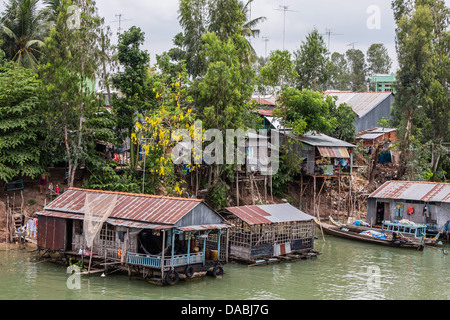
[329,217,441,247]
[315,218,424,250]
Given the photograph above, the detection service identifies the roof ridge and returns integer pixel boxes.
[69,187,203,202]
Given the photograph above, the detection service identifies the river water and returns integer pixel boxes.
[1,234,449,300]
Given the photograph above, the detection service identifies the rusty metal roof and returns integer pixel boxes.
[318,146,350,158]
[324,91,393,118]
[225,203,314,225]
[43,188,204,226]
[369,181,450,203]
[36,210,171,229]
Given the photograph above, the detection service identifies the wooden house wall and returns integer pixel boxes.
[37,216,67,251]
[228,220,314,262]
[367,198,450,232]
[175,203,224,228]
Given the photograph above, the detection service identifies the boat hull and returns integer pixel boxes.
[316,222,424,250]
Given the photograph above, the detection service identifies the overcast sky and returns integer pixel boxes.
[95,0,410,72]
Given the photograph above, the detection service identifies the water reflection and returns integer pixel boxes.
[1,236,449,300]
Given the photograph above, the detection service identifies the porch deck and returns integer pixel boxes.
[126,252,204,268]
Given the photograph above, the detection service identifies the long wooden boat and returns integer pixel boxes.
[329,217,441,247]
[315,219,424,250]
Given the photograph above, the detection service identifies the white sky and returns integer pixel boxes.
[95,0,407,71]
[4,0,448,72]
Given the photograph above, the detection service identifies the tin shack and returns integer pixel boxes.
[367,181,450,237]
[36,188,230,285]
[223,203,316,264]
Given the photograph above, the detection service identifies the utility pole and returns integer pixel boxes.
[347,42,358,50]
[322,28,343,52]
[274,5,298,50]
[111,14,131,34]
[262,36,269,59]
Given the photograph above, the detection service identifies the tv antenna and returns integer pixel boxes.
[347,42,358,50]
[274,5,299,50]
[321,28,343,52]
[111,14,132,34]
[262,36,269,59]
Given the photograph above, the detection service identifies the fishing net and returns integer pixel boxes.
[83,193,118,249]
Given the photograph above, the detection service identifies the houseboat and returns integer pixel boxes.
[36,188,230,285]
[222,203,318,264]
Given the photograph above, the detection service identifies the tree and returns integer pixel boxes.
[277,88,337,137]
[0,60,43,182]
[346,48,367,92]
[0,0,51,70]
[327,52,350,91]
[208,0,244,42]
[366,43,392,75]
[329,102,356,142]
[391,0,435,179]
[259,49,297,93]
[111,26,156,170]
[294,28,330,91]
[173,0,208,78]
[195,32,255,131]
[39,0,108,187]
[171,0,264,78]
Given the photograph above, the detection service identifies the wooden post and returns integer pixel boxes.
[161,230,166,281]
[313,176,316,217]
[217,229,222,261]
[187,231,191,265]
[264,176,267,203]
[338,173,341,222]
[236,170,239,206]
[250,174,255,205]
[88,247,93,273]
[299,175,303,210]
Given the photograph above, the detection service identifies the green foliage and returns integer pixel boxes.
[277,88,337,136]
[0,60,43,182]
[327,52,350,91]
[392,0,449,180]
[259,50,297,93]
[206,179,229,210]
[366,43,392,75]
[345,49,367,92]
[329,102,357,142]
[111,26,156,170]
[39,0,110,187]
[196,32,256,130]
[294,28,330,91]
[0,0,51,70]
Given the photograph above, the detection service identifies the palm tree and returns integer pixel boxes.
[239,0,266,61]
[1,0,52,70]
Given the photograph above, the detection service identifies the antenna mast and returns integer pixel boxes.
[274,5,298,50]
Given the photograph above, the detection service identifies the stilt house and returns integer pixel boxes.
[36,188,230,285]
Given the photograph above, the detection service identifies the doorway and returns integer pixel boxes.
[376,202,385,225]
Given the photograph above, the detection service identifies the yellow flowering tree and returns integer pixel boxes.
[132,65,196,196]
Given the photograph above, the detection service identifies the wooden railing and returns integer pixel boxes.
[126,252,203,268]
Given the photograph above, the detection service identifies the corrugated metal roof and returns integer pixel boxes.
[318,146,350,158]
[369,181,450,203]
[226,203,314,225]
[44,188,203,226]
[36,210,172,229]
[324,91,392,118]
[257,109,274,117]
[297,131,356,148]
